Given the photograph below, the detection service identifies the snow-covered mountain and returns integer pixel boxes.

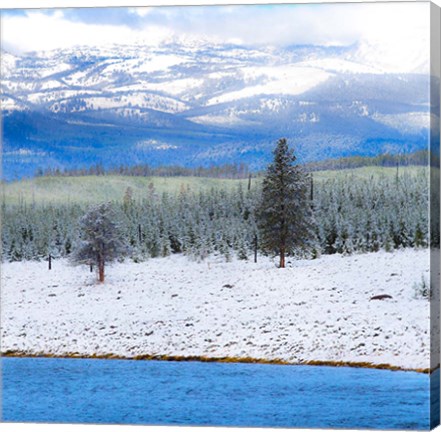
[1,39,436,179]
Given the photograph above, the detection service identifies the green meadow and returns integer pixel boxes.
[1,166,428,206]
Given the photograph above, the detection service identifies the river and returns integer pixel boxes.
[1,357,434,429]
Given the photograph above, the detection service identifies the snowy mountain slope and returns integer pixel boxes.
[1,39,436,179]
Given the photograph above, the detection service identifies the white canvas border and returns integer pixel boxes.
[0,1,439,432]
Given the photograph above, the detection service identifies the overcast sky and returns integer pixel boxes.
[1,2,429,55]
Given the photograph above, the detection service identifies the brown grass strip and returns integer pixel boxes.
[1,350,434,374]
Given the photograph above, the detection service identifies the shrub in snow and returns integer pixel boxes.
[413,275,430,300]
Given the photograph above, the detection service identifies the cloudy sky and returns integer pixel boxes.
[1,2,430,61]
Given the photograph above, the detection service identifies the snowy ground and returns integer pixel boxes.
[0,249,434,370]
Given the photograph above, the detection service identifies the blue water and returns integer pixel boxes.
[1,357,432,429]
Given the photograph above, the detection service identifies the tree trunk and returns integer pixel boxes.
[98,260,105,282]
[48,254,52,270]
[254,234,258,263]
[279,246,285,268]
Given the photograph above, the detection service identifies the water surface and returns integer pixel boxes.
[1,357,431,429]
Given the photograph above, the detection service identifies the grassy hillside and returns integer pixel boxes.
[312,165,427,181]
[1,175,250,205]
[1,166,428,205]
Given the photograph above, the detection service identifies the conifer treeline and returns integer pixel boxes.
[36,162,251,179]
[2,169,434,263]
[305,149,430,172]
[34,150,431,179]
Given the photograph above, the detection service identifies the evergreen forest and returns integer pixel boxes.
[2,165,435,264]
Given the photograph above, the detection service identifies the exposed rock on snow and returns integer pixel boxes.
[0,249,435,371]
[370,294,393,301]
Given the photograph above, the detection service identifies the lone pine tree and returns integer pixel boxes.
[258,138,312,268]
[71,203,128,282]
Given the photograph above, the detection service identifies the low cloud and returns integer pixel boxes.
[1,2,429,73]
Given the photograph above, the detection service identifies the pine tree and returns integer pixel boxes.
[236,231,249,260]
[258,138,312,268]
[71,203,128,282]
[123,186,134,212]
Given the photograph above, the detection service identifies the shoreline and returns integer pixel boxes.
[1,350,434,374]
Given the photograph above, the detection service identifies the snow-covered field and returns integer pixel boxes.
[0,249,433,371]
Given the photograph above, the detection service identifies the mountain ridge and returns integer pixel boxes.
[1,40,436,180]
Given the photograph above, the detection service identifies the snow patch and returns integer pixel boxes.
[189,113,257,127]
[135,139,178,150]
[206,66,330,105]
[372,112,432,134]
